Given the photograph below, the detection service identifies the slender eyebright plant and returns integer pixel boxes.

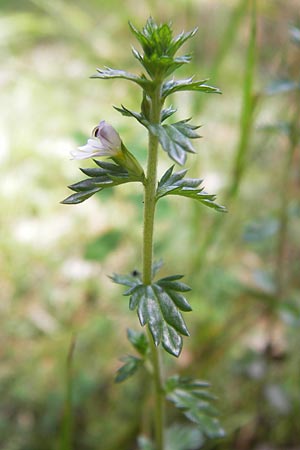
[62,18,226,450]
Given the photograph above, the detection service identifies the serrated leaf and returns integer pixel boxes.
[149,120,200,165]
[169,27,198,56]
[110,273,137,287]
[113,104,147,127]
[153,285,189,336]
[62,159,144,204]
[162,77,221,99]
[115,355,142,383]
[91,67,152,91]
[113,271,192,357]
[127,329,149,356]
[165,376,225,440]
[156,166,227,213]
[161,106,177,122]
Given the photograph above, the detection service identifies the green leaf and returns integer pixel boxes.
[91,67,152,91]
[127,329,149,356]
[156,166,227,212]
[61,159,144,205]
[162,78,221,99]
[110,273,137,287]
[129,19,195,79]
[113,104,147,127]
[61,188,100,204]
[169,27,198,56]
[112,271,192,357]
[165,376,225,440]
[149,119,200,165]
[161,106,177,122]
[115,355,142,383]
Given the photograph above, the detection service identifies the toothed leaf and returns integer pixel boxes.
[162,78,221,99]
[127,329,149,356]
[62,159,144,204]
[156,166,227,213]
[111,271,192,357]
[165,376,225,440]
[115,355,142,383]
[149,120,200,165]
[91,67,152,91]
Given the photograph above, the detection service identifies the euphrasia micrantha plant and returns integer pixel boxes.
[62,18,226,450]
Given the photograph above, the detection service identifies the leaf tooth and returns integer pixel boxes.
[167,291,192,312]
[161,324,182,357]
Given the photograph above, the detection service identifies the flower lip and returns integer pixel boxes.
[92,120,121,151]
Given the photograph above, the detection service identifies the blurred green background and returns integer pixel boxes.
[1,0,300,449]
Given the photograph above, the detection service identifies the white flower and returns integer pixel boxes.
[71,120,122,160]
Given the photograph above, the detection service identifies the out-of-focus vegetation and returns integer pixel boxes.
[1,0,300,449]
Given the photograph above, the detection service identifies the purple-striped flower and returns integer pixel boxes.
[71,121,122,160]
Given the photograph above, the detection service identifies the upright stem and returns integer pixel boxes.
[142,82,165,450]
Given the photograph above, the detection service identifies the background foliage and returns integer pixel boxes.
[1,0,300,449]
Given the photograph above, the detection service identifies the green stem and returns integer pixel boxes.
[142,82,165,450]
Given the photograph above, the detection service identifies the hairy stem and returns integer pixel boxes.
[142,82,165,450]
